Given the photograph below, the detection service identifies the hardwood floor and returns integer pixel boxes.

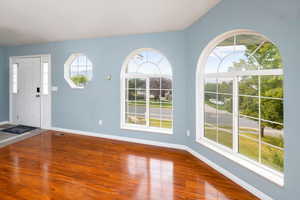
[0,131,259,200]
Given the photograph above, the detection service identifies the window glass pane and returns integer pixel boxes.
[128,90,136,101]
[159,59,172,76]
[161,90,172,103]
[127,101,135,113]
[218,36,235,47]
[261,75,283,98]
[126,50,172,76]
[136,90,146,101]
[126,114,135,124]
[136,78,146,89]
[12,63,18,94]
[235,34,267,71]
[217,94,233,148]
[161,77,172,89]
[239,116,259,140]
[164,100,173,111]
[150,90,160,102]
[239,96,259,118]
[217,94,233,114]
[150,101,160,115]
[206,36,234,74]
[127,79,135,88]
[218,78,233,94]
[161,115,172,129]
[236,34,265,48]
[253,42,283,70]
[218,129,232,148]
[150,78,161,89]
[214,36,235,62]
[239,76,259,96]
[68,54,93,88]
[219,52,259,72]
[205,93,218,111]
[132,53,146,66]
[150,115,161,128]
[204,126,217,142]
[205,78,217,92]
[146,50,163,64]
[261,98,283,123]
[261,144,284,172]
[238,116,259,161]
[205,55,220,74]
[135,114,146,125]
[204,93,217,142]
[135,101,146,115]
[261,122,284,148]
[126,60,139,73]
[239,135,259,161]
[138,62,160,75]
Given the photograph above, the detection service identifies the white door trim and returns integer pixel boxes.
[9,54,52,129]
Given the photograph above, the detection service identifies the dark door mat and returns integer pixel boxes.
[1,125,37,135]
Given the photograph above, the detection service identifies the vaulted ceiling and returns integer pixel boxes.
[0,0,220,46]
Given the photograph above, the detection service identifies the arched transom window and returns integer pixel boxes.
[197,30,284,179]
[121,49,173,134]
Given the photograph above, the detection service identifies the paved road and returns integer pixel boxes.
[205,104,282,137]
[128,105,172,120]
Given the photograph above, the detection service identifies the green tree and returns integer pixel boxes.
[71,75,88,87]
[236,42,283,137]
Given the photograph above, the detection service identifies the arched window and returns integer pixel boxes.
[197,30,284,178]
[121,49,173,134]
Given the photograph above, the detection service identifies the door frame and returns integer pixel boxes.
[9,54,52,129]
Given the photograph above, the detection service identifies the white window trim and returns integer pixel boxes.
[120,48,173,134]
[196,29,284,186]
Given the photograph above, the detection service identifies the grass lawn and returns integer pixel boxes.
[204,128,232,148]
[127,116,172,129]
[150,118,172,129]
[204,127,284,172]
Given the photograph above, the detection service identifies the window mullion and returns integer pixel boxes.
[233,77,239,153]
[258,75,262,163]
[146,78,150,127]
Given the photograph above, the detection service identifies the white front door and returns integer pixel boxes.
[12,57,41,127]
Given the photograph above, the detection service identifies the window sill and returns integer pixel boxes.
[121,124,173,135]
[197,138,284,187]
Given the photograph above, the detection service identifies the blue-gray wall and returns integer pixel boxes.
[185,0,299,199]
[0,47,8,122]
[1,0,299,199]
[4,31,188,145]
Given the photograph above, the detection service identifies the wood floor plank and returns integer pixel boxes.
[0,131,260,200]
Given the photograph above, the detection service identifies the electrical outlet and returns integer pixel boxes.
[98,120,103,126]
[186,130,190,137]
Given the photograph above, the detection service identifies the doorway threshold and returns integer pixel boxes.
[0,124,44,148]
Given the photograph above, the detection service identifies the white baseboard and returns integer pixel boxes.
[50,127,186,150]
[50,126,272,200]
[0,121,9,125]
